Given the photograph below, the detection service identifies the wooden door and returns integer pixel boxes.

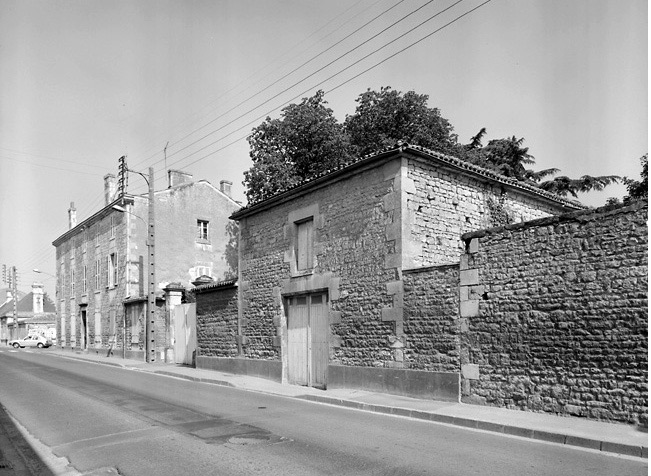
[309,294,329,388]
[287,293,328,388]
[287,296,309,386]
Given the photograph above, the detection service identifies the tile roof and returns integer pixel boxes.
[0,291,56,317]
[233,142,584,218]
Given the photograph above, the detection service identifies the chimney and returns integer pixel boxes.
[168,169,193,188]
[220,180,232,197]
[5,289,12,304]
[32,282,44,314]
[104,174,117,205]
[68,202,77,229]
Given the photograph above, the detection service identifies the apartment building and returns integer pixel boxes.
[52,169,239,360]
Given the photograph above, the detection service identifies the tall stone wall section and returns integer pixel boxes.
[402,264,460,372]
[459,200,648,424]
[403,156,570,268]
[195,285,239,357]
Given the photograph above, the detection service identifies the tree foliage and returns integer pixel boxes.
[622,154,648,202]
[462,131,619,198]
[244,90,353,203]
[538,174,620,198]
[344,86,458,157]
[243,86,623,204]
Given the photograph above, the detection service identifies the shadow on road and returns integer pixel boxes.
[0,402,56,476]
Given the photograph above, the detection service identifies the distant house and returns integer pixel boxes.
[195,143,582,396]
[52,169,239,361]
[0,283,56,344]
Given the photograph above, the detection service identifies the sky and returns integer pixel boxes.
[0,0,647,298]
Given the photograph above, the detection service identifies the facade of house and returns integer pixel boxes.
[0,283,56,344]
[52,169,239,361]
[195,143,582,397]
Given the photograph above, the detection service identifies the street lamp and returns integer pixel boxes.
[113,166,156,363]
[33,268,56,278]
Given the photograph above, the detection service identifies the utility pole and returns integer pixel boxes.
[146,166,156,363]
[11,267,18,338]
[120,156,157,364]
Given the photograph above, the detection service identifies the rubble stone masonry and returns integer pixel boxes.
[403,156,565,268]
[238,159,399,367]
[195,284,239,358]
[403,264,460,373]
[460,200,648,424]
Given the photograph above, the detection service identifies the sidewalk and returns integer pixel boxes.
[46,348,647,459]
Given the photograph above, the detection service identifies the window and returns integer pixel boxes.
[60,260,64,293]
[95,259,101,289]
[71,268,75,295]
[296,218,314,271]
[107,253,117,288]
[197,220,209,241]
[110,215,116,238]
[82,265,87,294]
[95,227,100,247]
[195,265,212,278]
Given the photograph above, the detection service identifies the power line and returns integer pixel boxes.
[141,0,463,176]
[153,0,471,176]
[126,0,493,196]
[0,155,105,176]
[136,0,409,170]
[127,0,378,170]
[327,0,493,93]
[128,0,402,172]
[0,147,109,171]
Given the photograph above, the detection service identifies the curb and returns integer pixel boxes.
[296,394,648,459]
[150,370,236,388]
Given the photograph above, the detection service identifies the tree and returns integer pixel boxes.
[622,154,648,202]
[243,87,621,204]
[479,136,559,184]
[538,174,620,198]
[243,90,353,203]
[460,131,619,198]
[344,87,458,157]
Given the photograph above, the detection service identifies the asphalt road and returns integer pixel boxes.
[0,349,646,476]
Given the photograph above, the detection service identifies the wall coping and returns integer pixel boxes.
[462,199,647,241]
[194,279,238,294]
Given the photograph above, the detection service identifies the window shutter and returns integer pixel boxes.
[296,219,314,271]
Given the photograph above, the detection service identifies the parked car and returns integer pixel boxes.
[8,335,52,349]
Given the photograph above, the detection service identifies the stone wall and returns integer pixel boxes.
[402,155,572,268]
[195,284,238,358]
[459,200,648,424]
[403,264,460,373]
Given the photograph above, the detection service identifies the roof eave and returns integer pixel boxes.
[52,195,136,247]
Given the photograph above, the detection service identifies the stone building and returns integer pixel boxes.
[0,283,56,344]
[52,170,239,361]
[195,143,582,397]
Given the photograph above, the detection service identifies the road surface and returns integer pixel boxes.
[0,349,645,476]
